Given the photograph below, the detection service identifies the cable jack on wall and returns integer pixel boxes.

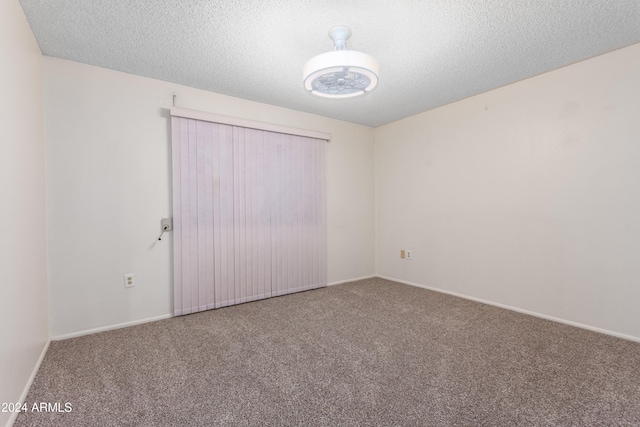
[158,218,173,241]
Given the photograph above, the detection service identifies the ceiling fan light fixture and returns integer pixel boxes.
[303,27,379,98]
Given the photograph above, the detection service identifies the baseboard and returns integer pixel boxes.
[327,274,376,287]
[376,274,640,344]
[51,314,173,341]
[6,339,50,427]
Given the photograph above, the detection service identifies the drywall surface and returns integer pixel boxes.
[44,58,375,337]
[0,1,49,426]
[375,43,640,340]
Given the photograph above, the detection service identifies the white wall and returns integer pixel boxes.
[375,43,640,340]
[37,15,640,347]
[0,1,49,426]
[44,58,375,338]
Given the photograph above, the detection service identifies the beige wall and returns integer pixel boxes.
[44,57,375,338]
[375,43,640,341]
[0,1,49,426]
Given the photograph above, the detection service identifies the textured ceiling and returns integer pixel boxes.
[19,0,640,127]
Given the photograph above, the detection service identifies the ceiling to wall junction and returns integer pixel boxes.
[20,0,640,127]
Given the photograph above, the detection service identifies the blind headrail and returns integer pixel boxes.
[170,107,331,141]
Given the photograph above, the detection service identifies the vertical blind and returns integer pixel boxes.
[171,115,327,316]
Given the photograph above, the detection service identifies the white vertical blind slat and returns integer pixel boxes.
[172,117,326,316]
[196,121,207,312]
[246,130,256,300]
[269,132,280,297]
[188,119,199,313]
[171,117,183,315]
[180,119,192,314]
[311,137,318,289]
[203,122,215,310]
[222,124,235,307]
[294,142,302,293]
[212,124,222,309]
[261,130,271,299]
[281,135,295,296]
[233,127,241,303]
[217,124,230,307]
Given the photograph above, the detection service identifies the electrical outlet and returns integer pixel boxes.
[406,250,412,260]
[124,273,135,288]
[400,249,406,259]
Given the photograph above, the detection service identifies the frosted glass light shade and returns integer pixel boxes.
[303,50,379,98]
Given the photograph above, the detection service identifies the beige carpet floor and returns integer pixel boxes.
[15,278,640,426]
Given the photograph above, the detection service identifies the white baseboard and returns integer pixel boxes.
[7,339,50,427]
[327,274,376,287]
[51,314,173,341]
[51,275,639,344]
[376,274,640,344]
